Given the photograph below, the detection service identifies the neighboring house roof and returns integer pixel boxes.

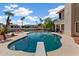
[56,8,64,14]
[53,19,59,22]
[54,19,64,24]
[54,8,64,24]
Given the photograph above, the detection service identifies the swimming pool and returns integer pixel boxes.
[8,32,62,53]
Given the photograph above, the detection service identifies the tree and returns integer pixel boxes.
[39,18,43,23]
[20,17,25,31]
[35,21,38,25]
[43,17,54,30]
[21,17,25,27]
[4,11,14,40]
[0,23,6,40]
[38,18,43,28]
[0,23,4,34]
[38,23,42,26]
[5,11,14,32]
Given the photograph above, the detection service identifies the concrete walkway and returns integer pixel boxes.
[0,32,79,56]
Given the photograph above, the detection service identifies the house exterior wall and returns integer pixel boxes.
[54,3,79,36]
[64,3,72,36]
[64,3,79,36]
[58,9,64,20]
[60,11,64,20]
[71,3,79,36]
[54,9,64,32]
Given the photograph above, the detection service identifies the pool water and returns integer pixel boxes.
[8,32,62,53]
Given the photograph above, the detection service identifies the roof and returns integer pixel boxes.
[56,8,64,14]
[54,19,64,24]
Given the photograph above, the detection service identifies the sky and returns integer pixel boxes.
[0,3,64,25]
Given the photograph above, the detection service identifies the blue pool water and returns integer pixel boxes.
[8,32,62,53]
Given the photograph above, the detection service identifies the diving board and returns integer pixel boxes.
[35,42,46,56]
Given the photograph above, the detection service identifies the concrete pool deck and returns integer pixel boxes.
[48,32,79,56]
[0,32,34,56]
[0,32,79,56]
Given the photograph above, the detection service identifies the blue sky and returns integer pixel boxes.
[0,3,64,25]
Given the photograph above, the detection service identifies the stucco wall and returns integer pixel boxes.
[71,3,79,36]
[64,3,72,36]
[61,11,64,20]
[64,3,79,36]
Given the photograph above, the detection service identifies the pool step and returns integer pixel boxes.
[35,42,46,56]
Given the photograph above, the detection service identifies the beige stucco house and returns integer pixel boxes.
[54,8,64,33]
[54,3,79,37]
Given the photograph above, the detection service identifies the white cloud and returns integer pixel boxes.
[16,19,22,25]
[14,7,33,16]
[4,4,32,16]
[16,16,39,25]
[48,5,64,17]
[25,22,31,25]
[4,6,13,11]
[18,16,39,25]
[42,16,49,19]
[4,4,18,11]
[2,16,7,19]
[0,16,3,23]
[0,16,8,24]
[0,16,3,19]
[26,16,39,21]
[10,4,18,8]
[43,5,64,19]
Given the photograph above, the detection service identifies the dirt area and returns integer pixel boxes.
[0,34,17,41]
[73,37,79,44]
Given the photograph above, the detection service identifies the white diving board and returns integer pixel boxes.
[35,42,46,56]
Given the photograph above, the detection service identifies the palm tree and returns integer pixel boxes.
[40,18,43,23]
[21,17,25,27]
[35,21,38,25]
[39,18,43,30]
[20,17,25,31]
[3,11,14,40]
[5,11,14,31]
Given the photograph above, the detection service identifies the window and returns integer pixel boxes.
[61,24,64,31]
[59,13,61,19]
[76,22,79,33]
[11,26,13,28]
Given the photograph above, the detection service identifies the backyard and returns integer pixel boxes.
[0,3,79,56]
